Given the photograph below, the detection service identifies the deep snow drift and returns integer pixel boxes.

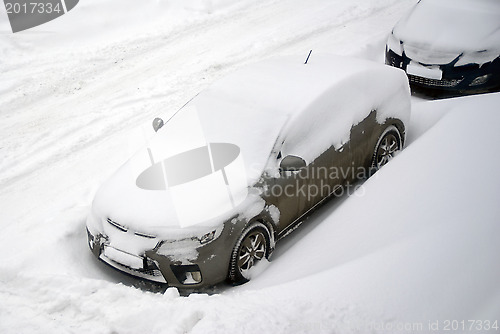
[1,0,499,333]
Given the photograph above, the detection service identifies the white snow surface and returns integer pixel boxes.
[1,0,499,333]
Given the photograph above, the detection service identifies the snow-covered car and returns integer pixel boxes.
[86,55,411,289]
[385,0,500,96]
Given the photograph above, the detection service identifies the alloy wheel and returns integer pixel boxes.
[374,130,401,169]
[237,230,267,279]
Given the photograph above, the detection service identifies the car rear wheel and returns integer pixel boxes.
[228,222,270,284]
[371,126,402,170]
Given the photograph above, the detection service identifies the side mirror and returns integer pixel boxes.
[152,118,164,132]
[280,155,306,172]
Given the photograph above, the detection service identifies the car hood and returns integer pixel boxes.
[91,142,261,237]
[394,0,500,60]
[91,157,186,232]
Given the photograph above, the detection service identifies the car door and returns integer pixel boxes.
[261,150,309,235]
[305,141,352,205]
[349,109,378,174]
[262,136,352,236]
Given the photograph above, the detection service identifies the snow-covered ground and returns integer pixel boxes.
[1,0,499,333]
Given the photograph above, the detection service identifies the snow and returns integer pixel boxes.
[103,247,144,270]
[192,54,410,175]
[406,62,442,80]
[156,238,200,265]
[392,0,500,63]
[1,0,499,333]
[251,93,500,322]
[90,54,410,235]
[281,56,410,163]
[267,205,281,225]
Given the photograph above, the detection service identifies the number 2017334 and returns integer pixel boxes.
[5,2,62,14]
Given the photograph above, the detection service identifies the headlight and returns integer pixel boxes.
[199,230,217,244]
[197,225,223,245]
[156,226,223,254]
[387,32,403,56]
[470,74,491,87]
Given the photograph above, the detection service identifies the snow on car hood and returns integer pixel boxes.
[90,93,288,235]
[90,105,274,235]
[394,0,500,63]
[90,148,268,237]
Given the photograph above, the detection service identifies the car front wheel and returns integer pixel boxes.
[228,222,270,284]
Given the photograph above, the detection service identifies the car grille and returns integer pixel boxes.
[107,218,157,238]
[409,74,463,88]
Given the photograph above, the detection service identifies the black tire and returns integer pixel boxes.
[371,126,402,172]
[228,222,270,284]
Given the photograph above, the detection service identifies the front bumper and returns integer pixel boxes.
[385,48,500,95]
[87,228,166,283]
[86,224,236,288]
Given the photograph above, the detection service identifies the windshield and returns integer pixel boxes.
[147,91,289,186]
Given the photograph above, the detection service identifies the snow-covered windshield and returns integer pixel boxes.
[192,92,290,183]
[146,92,289,186]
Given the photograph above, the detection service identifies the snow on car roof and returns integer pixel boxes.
[394,0,500,53]
[202,54,385,119]
[190,54,410,169]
